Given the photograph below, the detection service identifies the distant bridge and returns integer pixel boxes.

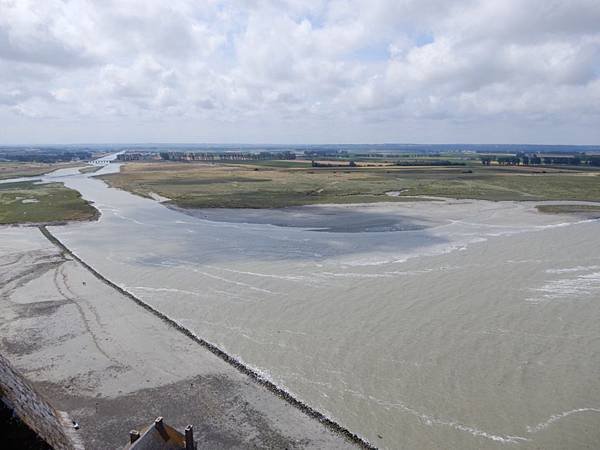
[90,152,124,165]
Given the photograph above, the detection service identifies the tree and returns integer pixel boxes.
[497,156,519,165]
[589,156,600,167]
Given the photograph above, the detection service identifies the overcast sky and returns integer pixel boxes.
[1,0,599,144]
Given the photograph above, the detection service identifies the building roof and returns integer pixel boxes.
[126,417,194,450]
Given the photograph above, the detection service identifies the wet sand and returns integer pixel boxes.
[169,204,436,233]
[0,227,358,449]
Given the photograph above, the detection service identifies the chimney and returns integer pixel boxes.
[185,425,194,450]
[154,416,169,440]
[129,430,140,444]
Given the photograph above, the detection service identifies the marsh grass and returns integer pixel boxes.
[0,162,77,180]
[100,162,600,209]
[0,181,98,224]
[536,204,600,215]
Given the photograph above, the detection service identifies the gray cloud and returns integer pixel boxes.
[0,0,598,143]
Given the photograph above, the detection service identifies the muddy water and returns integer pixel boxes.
[14,164,600,449]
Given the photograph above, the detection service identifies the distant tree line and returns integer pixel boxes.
[304,149,349,158]
[354,153,385,158]
[311,160,357,167]
[394,160,466,166]
[480,153,600,166]
[160,151,296,161]
[0,152,92,163]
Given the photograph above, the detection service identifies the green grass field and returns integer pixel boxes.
[0,181,98,225]
[99,161,600,209]
[0,162,77,180]
[536,204,600,215]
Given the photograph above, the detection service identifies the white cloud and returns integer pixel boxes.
[0,0,598,143]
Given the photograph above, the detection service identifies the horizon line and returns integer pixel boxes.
[2,142,600,148]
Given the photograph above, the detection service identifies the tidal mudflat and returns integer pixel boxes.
[0,226,355,449]
[168,204,436,233]
[2,164,600,449]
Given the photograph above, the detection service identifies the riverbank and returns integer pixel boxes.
[0,161,80,180]
[536,203,600,217]
[0,226,363,449]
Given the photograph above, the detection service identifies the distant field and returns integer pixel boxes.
[536,204,600,216]
[98,161,600,209]
[224,159,313,168]
[0,181,98,225]
[0,162,77,180]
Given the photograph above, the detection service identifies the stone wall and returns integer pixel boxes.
[0,353,83,450]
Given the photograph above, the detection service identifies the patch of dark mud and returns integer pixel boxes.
[169,204,433,233]
[0,251,27,268]
[56,366,127,398]
[0,300,72,356]
[36,374,306,450]
[0,304,53,354]
[0,253,66,289]
[1,334,45,355]
[14,299,70,319]
[0,326,76,357]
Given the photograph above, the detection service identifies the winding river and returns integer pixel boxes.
[9,159,600,449]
